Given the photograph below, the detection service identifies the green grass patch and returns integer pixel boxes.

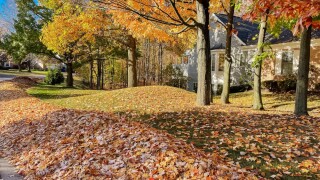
[0,69,48,76]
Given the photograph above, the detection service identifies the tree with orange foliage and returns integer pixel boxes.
[90,1,196,88]
[247,0,320,115]
[93,0,211,106]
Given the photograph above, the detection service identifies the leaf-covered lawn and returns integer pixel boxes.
[28,85,196,114]
[213,91,320,117]
[0,78,254,179]
[27,83,320,179]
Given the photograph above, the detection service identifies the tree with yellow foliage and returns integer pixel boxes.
[41,1,111,87]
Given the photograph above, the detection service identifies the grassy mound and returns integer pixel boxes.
[29,86,197,114]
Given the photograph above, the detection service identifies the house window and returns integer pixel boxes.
[281,51,293,75]
[193,82,198,92]
[240,51,248,66]
[218,53,225,71]
[211,53,216,71]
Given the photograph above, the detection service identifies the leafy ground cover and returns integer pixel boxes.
[0,78,255,179]
[26,83,320,179]
[213,91,320,117]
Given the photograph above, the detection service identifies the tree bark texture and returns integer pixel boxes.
[127,35,138,88]
[196,0,211,106]
[97,59,102,90]
[221,1,235,104]
[253,12,269,110]
[89,60,94,89]
[294,24,312,116]
[66,62,73,88]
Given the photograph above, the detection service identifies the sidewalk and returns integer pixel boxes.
[0,159,23,180]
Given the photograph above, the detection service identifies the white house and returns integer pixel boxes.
[176,14,320,92]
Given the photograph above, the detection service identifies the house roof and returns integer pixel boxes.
[215,14,320,47]
[215,14,259,45]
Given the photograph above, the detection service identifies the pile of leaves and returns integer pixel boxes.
[0,79,256,179]
[10,76,38,88]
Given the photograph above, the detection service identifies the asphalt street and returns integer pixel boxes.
[0,74,16,82]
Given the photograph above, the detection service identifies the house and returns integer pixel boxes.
[176,14,320,92]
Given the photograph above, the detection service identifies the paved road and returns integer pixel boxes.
[0,159,23,180]
[0,74,16,82]
[0,73,45,82]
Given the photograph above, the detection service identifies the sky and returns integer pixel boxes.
[0,0,17,33]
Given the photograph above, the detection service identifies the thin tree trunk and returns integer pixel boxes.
[221,0,235,104]
[27,60,31,72]
[158,43,163,85]
[127,35,138,87]
[146,39,150,85]
[66,62,73,88]
[97,59,102,90]
[18,63,22,72]
[196,0,211,106]
[89,60,94,89]
[294,22,312,116]
[253,11,269,110]
[102,60,104,90]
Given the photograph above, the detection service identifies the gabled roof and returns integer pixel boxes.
[215,14,259,45]
[215,14,320,47]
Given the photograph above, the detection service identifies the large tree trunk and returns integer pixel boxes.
[127,35,138,88]
[221,0,235,104]
[294,23,312,116]
[253,12,269,110]
[66,62,73,88]
[196,0,211,106]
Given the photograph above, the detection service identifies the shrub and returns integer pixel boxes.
[0,66,10,70]
[263,79,296,93]
[230,84,252,93]
[45,68,64,85]
[163,63,188,89]
[315,83,320,91]
[213,84,251,96]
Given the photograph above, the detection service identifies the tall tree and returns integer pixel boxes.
[41,1,111,87]
[295,22,312,115]
[94,0,211,106]
[252,10,269,110]
[0,1,36,71]
[0,0,54,71]
[220,0,236,104]
[247,0,320,115]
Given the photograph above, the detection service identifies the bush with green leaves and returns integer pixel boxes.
[163,63,188,89]
[45,68,64,85]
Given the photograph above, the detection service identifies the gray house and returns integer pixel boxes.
[176,14,320,92]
